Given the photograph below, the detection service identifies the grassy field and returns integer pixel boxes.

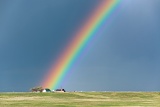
[0,92,160,107]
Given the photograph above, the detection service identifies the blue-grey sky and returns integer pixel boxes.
[0,0,160,92]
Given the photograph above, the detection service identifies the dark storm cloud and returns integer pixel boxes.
[0,0,99,91]
[0,0,160,92]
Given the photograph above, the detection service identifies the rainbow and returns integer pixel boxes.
[42,0,121,90]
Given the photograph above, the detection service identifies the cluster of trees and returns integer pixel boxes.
[30,86,43,92]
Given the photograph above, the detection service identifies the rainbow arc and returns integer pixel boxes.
[42,0,121,90]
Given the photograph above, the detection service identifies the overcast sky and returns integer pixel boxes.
[0,0,160,92]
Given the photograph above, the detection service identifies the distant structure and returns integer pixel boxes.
[55,89,66,92]
[31,86,66,93]
[42,88,66,92]
[42,88,51,92]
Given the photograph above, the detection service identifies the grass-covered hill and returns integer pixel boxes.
[0,92,160,107]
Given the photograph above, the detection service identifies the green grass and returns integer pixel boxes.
[0,92,160,107]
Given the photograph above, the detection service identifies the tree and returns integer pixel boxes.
[31,86,43,92]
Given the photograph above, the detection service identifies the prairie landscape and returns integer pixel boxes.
[0,92,160,107]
